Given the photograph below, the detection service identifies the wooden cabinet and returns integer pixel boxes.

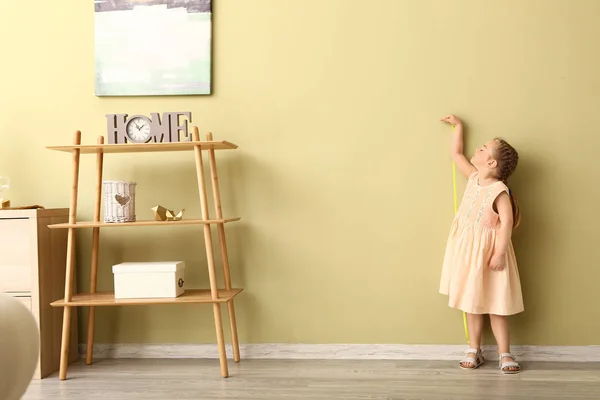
[0,208,78,379]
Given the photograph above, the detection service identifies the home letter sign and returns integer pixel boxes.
[105,112,193,144]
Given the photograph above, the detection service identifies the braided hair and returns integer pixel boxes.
[493,138,521,229]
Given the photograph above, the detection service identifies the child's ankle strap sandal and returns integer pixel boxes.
[459,348,484,370]
[499,352,521,374]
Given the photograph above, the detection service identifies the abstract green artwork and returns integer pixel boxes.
[94,0,212,96]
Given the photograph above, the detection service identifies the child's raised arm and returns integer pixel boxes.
[441,114,477,178]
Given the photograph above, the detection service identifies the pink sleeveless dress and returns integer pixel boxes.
[439,171,524,315]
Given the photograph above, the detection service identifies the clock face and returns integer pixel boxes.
[125,116,152,143]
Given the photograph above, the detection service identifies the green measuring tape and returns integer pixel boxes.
[451,125,470,344]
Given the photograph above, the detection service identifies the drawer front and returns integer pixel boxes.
[4,292,32,311]
[0,218,32,292]
[13,294,32,311]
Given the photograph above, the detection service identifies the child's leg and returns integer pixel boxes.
[490,314,520,372]
[460,313,484,368]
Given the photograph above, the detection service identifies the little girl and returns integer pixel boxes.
[438,114,524,374]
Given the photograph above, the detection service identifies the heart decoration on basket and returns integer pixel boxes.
[115,194,131,206]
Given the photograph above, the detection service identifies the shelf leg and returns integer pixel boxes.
[59,131,81,381]
[193,127,229,378]
[86,136,104,365]
[226,299,240,362]
[206,132,240,363]
[213,303,229,378]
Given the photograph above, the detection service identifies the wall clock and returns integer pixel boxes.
[105,112,192,144]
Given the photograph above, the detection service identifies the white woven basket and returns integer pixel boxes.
[103,180,137,223]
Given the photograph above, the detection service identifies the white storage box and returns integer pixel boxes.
[112,261,185,299]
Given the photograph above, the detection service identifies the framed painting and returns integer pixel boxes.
[94,0,212,96]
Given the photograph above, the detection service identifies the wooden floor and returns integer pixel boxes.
[23,359,600,399]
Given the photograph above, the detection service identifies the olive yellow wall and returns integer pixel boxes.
[1,0,598,347]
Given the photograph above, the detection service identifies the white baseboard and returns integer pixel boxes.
[79,343,600,362]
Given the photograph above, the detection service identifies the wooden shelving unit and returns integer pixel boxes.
[47,128,242,380]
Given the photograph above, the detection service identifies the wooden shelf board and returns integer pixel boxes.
[46,141,238,154]
[50,289,243,307]
[48,217,241,229]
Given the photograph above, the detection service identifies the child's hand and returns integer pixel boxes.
[440,114,462,126]
[489,253,506,271]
